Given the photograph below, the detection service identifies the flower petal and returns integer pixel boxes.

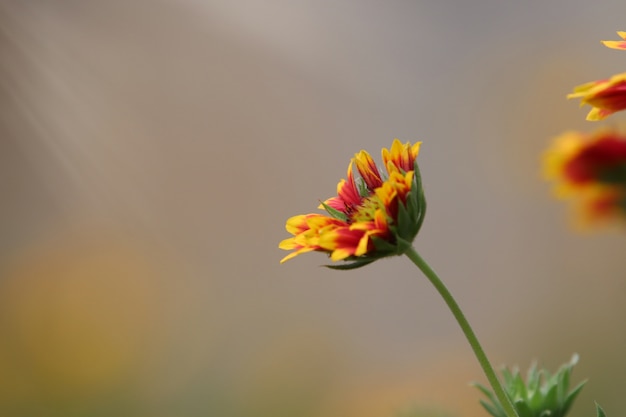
[319,161,362,213]
[568,73,626,121]
[319,227,364,261]
[354,150,383,190]
[382,139,421,173]
[601,31,626,50]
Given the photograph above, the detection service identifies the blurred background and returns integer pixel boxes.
[1,1,625,416]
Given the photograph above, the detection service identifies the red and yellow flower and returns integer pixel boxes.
[279,139,425,267]
[544,129,626,225]
[602,31,626,51]
[567,73,626,121]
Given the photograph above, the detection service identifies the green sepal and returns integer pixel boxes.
[390,159,427,246]
[371,236,399,254]
[373,235,413,257]
[357,178,370,198]
[595,403,606,417]
[396,198,415,240]
[395,236,413,254]
[323,258,376,270]
[320,201,349,222]
[412,160,427,234]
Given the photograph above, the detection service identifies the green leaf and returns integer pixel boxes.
[595,403,607,417]
[557,369,570,404]
[473,382,498,403]
[543,383,559,411]
[562,380,586,415]
[474,382,506,417]
[515,399,533,417]
[479,399,505,417]
[320,201,349,222]
[515,371,528,400]
[526,363,538,389]
[502,368,515,387]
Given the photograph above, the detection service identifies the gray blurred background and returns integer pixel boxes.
[1,1,625,416]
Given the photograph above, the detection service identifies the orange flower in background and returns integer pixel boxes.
[601,31,626,50]
[544,129,626,225]
[544,130,626,190]
[567,73,626,121]
[279,139,425,268]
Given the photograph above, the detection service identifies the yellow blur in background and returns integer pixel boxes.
[1,1,626,416]
[0,229,160,409]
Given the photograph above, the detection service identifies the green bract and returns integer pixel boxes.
[474,355,586,417]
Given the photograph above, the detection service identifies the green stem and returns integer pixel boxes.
[404,246,519,417]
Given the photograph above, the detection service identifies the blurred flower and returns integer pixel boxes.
[544,129,626,225]
[601,31,626,50]
[474,355,585,417]
[567,73,626,121]
[279,139,425,268]
[544,130,626,191]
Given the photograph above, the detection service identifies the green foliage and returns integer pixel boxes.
[474,355,586,417]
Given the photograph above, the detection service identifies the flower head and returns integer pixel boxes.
[601,31,626,50]
[543,129,626,226]
[279,139,425,268]
[567,72,626,121]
